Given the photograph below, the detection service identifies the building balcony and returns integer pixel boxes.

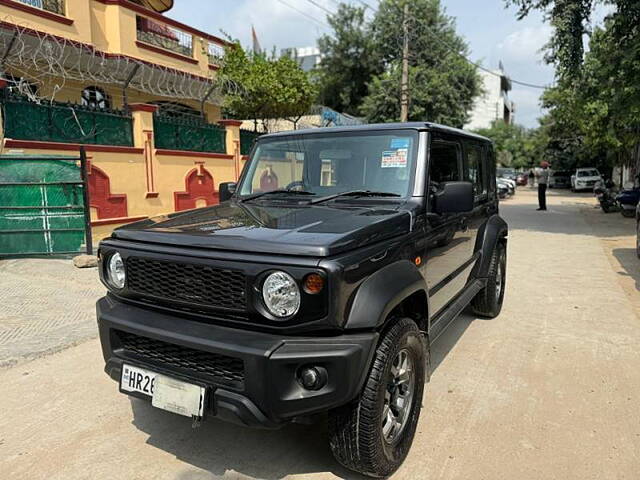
[136,14,193,59]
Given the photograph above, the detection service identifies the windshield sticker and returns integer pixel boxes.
[381,149,408,168]
[390,138,411,149]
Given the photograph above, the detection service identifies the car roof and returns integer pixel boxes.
[259,122,492,143]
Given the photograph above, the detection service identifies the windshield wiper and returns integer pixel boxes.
[309,190,401,205]
[240,189,316,203]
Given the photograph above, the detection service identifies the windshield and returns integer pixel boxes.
[578,169,599,177]
[238,130,418,199]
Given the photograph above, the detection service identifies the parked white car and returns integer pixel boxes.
[571,168,602,192]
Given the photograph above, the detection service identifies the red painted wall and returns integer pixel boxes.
[88,165,128,219]
[174,166,219,211]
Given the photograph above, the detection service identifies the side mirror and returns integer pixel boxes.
[433,181,474,214]
[219,182,237,202]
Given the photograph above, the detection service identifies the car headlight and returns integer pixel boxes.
[262,271,300,317]
[106,252,126,289]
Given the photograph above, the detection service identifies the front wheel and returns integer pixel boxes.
[621,208,635,218]
[471,241,507,318]
[328,318,426,478]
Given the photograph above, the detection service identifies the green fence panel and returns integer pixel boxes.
[153,114,226,153]
[2,94,133,146]
[240,129,260,155]
[0,157,88,256]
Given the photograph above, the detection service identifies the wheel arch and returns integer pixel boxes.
[344,260,429,332]
[473,214,508,278]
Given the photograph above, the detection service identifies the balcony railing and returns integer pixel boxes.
[136,15,193,58]
[208,42,225,66]
[15,0,65,15]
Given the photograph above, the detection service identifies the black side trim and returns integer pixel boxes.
[429,279,484,341]
[429,251,480,297]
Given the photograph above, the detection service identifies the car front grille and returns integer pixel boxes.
[116,330,245,387]
[126,257,246,311]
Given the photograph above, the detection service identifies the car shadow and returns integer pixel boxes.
[127,310,481,480]
[612,247,640,291]
[129,398,368,480]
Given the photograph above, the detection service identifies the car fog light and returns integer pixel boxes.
[298,366,327,391]
[107,252,126,289]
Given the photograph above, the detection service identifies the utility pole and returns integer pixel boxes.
[400,2,410,122]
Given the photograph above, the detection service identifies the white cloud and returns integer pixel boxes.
[497,25,552,61]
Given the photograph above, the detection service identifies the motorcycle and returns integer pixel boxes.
[593,179,618,213]
[616,187,640,218]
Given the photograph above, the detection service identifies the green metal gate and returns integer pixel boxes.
[0,150,92,256]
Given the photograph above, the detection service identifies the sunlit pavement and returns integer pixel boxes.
[1,189,639,480]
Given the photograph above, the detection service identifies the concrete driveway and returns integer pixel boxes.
[1,189,639,480]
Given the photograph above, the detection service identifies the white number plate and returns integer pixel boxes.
[121,364,156,396]
[120,364,205,418]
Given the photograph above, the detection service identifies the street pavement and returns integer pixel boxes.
[0,258,103,367]
[0,189,639,480]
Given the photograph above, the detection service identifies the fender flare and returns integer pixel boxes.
[473,214,508,278]
[344,260,428,330]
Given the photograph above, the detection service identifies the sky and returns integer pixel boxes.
[166,0,610,128]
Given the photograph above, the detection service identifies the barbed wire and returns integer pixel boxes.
[0,16,246,106]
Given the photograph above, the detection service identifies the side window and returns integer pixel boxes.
[429,141,461,185]
[464,142,486,198]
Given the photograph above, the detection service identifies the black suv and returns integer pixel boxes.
[97,123,508,478]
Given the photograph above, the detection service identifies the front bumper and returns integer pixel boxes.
[97,296,378,428]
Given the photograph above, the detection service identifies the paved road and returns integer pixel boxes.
[0,258,103,367]
[1,190,639,480]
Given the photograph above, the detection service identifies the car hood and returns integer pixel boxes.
[575,176,600,181]
[111,200,411,257]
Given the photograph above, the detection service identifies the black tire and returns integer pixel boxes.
[636,221,640,259]
[328,318,427,478]
[471,241,507,318]
[621,209,635,218]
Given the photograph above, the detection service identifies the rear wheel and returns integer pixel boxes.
[471,242,507,318]
[328,318,426,478]
[621,209,635,218]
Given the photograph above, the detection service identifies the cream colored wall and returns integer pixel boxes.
[0,0,220,86]
[4,144,237,241]
[0,0,93,43]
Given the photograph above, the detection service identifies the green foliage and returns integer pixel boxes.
[313,0,481,125]
[473,121,544,169]
[315,4,381,116]
[220,42,317,131]
[505,0,594,79]
[508,0,640,171]
[362,0,481,125]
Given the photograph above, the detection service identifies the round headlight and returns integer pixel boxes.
[262,271,300,318]
[107,252,126,289]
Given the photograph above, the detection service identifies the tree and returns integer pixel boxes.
[361,0,482,126]
[474,121,544,169]
[506,0,640,175]
[220,42,316,132]
[314,4,381,116]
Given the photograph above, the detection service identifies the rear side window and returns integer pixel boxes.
[429,141,461,184]
[464,142,487,197]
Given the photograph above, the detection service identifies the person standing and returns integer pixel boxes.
[537,161,550,211]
